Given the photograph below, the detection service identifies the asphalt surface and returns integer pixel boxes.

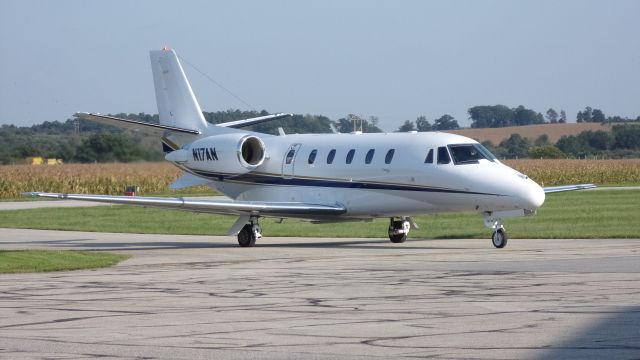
[1,229,639,359]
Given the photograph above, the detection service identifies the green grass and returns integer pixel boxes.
[0,190,638,239]
[0,250,130,274]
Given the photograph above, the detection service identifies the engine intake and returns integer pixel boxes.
[238,135,265,168]
[182,133,266,176]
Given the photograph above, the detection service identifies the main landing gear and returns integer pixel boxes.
[388,217,411,243]
[484,213,508,248]
[237,216,262,247]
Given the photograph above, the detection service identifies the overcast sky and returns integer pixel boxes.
[1,0,638,130]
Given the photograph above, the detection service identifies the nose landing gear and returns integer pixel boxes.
[484,213,508,248]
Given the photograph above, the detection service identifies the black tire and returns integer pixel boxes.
[491,228,508,248]
[238,224,257,247]
[389,233,407,243]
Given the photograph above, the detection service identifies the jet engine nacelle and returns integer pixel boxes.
[166,133,266,176]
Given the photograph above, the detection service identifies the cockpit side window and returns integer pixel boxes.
[437,146,451,164]
[448,144,495,165]
[424,149,433,163]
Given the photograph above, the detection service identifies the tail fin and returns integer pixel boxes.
[150,48,209,132]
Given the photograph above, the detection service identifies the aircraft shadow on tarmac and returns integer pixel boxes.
[534,306,640,359]
[19,237,463,251]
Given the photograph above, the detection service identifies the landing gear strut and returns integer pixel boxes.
[388,217,411,243]
[237,216,262,247]
[484,213,508,248]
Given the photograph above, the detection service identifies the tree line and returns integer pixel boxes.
[482,124,640,159]
[466,104,638,128]
[1,108,639,164]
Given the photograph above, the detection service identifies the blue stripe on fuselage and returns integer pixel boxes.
[187,168,504,196]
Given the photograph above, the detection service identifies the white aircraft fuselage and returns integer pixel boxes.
[170,130,545,219]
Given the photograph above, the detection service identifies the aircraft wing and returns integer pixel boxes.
[543,184,596,193]
[74,112,201,136]
[23,192,346,217]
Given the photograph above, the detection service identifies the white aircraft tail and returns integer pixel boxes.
[150,48,209,132]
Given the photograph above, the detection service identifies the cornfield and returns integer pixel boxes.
[1,160,639,199]
[505,159,640,187]
[0,162,208,199]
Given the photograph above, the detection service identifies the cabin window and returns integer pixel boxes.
[425,149,433,163]
[327,149,336,164]
[308,149,318,164]
[365,149,375,164]
[346,149,355,164]
[285,149,296,164]
[448,144,496,165]
[437,146,451,164]
[385,149,395,164]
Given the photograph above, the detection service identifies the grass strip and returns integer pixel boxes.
[0,250,130,274]
[0,190,637,239]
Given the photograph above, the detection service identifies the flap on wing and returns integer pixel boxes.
[23,192,346,217]
[544,184,596,193]
[74,112,201,136]
[216,113,292,128]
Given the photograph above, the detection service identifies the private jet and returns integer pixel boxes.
[26,48,595,248]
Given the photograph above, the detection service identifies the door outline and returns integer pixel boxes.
[282,143,302,178]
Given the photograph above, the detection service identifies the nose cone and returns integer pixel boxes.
[521,181,545,209]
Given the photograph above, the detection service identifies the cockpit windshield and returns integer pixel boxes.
[448,144,496,165]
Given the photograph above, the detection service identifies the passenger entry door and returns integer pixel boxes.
[282,143,301,178]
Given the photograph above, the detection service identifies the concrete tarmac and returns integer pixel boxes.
[1,229,639,359]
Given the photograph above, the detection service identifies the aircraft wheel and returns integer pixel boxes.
[238,224,257,247]
[491,228,508,248]
[389,232,407,243]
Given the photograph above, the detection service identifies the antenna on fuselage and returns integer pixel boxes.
[348,114,365,133]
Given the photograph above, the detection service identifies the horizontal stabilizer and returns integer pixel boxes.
[23,192,346,218]
[543,184,596,193]
[217,113,292,128]
[74,112,200,136]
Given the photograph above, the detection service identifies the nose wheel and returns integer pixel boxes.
[491,228,508,248]
[484,213,508,249]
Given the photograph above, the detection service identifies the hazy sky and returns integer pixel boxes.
[1,0,638,130]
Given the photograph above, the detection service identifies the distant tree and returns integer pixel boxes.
[468,105,513,128]
[534,134,550,146]
[528,145,566,159]
[499,134,531,158]
[74,133,151,163]
[397,120,416,132]
[592,108,606,123]
[415,116,432,131]
[556,135,592,157]
[559,110,567,123]
[577,106,593,123]
[579,130,611,150]
[546,108,559,123]
[433,114,459,130]
[513,105,544,126]
[612,124,640,149]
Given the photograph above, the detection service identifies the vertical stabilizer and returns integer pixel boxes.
[150,48,208,131]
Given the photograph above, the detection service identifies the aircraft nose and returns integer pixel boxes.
[521,182,545,209]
